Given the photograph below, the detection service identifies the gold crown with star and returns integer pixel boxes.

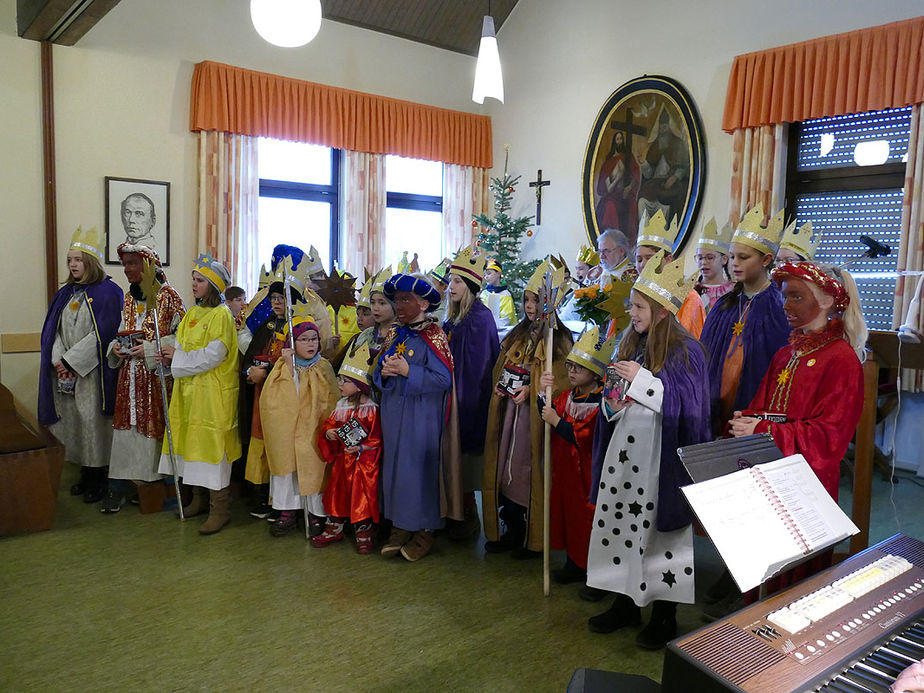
[356,271,375,309]
[271,256,307,294]
[449,245,486,285]
[302,245,325,278]
[69,226,103,261]
[567,326,617,378]
[576,244,599,266]
[369,264,392,297]
[525,258,568,309]
[637,209,680,253]
[732,204,786,256]
[697,218,733,255]
[339,342,373,387]
[633,249,692,314]
[257,264,273,289]
[779,220,820,260]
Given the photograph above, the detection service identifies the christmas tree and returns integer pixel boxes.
[474,163,541,310]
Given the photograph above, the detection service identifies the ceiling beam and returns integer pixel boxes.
[18,0,122,46]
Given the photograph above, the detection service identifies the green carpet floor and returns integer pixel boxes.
[1,464,921,692]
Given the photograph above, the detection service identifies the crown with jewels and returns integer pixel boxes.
[428,257,452,287]
[697,218,733,255]
[567,326,617,378]
[779,220,820,260]
[449,245,486,286]
[339,342,373,388]
[732,204,785,256]
[356,270,374,309]
[576,244,600,266]
[193,252,230,294]
[637,209,680,253]
[69,226,103,261]
[633,249,692,314]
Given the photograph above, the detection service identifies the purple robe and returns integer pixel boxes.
[374,327,452,531]
[589,338,711,531]
[38,278,123,426]
[443,300,500,455]
[699,285,789,434]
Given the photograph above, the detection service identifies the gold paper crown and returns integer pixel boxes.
[525,259,551,296]
[356,271,374,309]
[732,204,785,256]
[193,252,229,294]
[525,258,568,310]
[303,245,325,278]
[576,244,599,266]
[449,245,485,285]
[697,218,733,255]
[257,264,273,289]
[428,257,452,286]
[272,256,307,294]
[637,210,680,253]
[69,226,102,261]
[567,326,617,378]
[370,265,392,296]
[633,249,693,315]
[779,220,820,260]
[486,258,502,274]
[339,342,373,387]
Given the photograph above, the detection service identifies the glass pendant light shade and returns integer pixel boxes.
[472,16,504,104]
[250,0,322,48]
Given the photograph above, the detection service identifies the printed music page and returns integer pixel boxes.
[682,455,858,593]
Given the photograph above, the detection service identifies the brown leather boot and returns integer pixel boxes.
[199,486,231,535]
[180,486,208,518]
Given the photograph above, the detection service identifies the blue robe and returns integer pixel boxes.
[374,325,452,531]
[699,285,789,434]
[38,278,123,425]
[443,300,500,455]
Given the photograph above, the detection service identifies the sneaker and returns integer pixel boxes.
[400,530,435,562]
[310,521,345,548]
[99,488,125,514]
[270,510,298,537]
[250,503,273,520]
[307,513,326,538]
[265,509,282,523]
[354,522,375,554]
[380,528,413,558]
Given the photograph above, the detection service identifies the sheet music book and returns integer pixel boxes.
[681,454,859,593]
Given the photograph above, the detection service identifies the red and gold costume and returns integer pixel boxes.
[318,399,383,523]
[549,386,602,569]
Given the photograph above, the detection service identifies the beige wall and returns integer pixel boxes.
[487,0,924,269]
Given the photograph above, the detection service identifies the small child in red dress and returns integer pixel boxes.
[315,343,382,554]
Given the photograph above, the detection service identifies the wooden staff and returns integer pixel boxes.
[542,314,554,596]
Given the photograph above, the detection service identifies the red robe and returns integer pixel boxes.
[549,386,602,569]
[318,399,383,524]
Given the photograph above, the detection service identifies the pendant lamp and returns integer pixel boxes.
[472,10,504,104]
[250,0,322,48]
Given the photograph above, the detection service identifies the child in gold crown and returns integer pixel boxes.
[315,345,382,553]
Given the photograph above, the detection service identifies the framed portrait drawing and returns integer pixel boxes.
[104,176,170,265]
[581,76,706,256]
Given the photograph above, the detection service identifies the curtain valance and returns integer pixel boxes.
[723,16,924,132]
[190,60,492,169]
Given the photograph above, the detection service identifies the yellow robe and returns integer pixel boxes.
[482,330,570,551]
[164,305,241,465]
[260,357,339,495]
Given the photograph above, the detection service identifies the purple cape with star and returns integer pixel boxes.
[38,277,124,425]
[699,284,790,434]
[443,300,500,455]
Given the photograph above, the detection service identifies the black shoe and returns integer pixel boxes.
[579,585,608,602]
[100,488,125,514]
[552,559,587,584]
[82,485,105,504]
[270,510,298,537]
[250,503,273,520]
[635,615,678,650]
[70,467,90,496]
[265,509,282,523]
[307,513,326,538]
[484,533,518,554]
[511,547,542,560]
[588,596,641,634]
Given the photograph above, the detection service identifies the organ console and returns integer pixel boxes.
[662,534,924,692]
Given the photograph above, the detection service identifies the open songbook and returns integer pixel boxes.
[681,454,859,593]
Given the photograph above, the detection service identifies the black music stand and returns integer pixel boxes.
[678,433,783,483]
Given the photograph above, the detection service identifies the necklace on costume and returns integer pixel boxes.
[731,280,769,336]
[774,320,844,389]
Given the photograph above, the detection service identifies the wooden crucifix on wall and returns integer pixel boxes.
[529,169,551,225]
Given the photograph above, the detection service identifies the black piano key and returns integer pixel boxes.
[902,630,924,647]
[909,624,924,639]
[880,645,918,665]
[855,662,897,687]
[832,675,874,693]
[842,668,892,693]
[865,653,905,677]
[895,635,924,655]
[887,639,923,660]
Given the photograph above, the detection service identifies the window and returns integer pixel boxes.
[786,107,911,330]
[257,138,340,272]
[384,154,443,272]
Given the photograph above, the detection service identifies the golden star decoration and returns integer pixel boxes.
[596,278,633,332]
[732,321,745,336]
[395,342,407,356]
[776,368,791,386]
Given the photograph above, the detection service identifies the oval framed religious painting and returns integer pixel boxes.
[581,75,706,255]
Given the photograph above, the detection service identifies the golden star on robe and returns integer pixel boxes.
[395,342,407,356]
[732,321,745,336]
[776,368,791,386]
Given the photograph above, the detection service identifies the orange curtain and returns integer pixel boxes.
[340,151,386,277]
[723,16,924,132]
[727,124,787,226]
[190,60,493,169]
[442,164,491,254]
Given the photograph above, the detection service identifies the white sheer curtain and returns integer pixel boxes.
[340,150,386,277]
[197,131,259,296]
[442,163,490,254]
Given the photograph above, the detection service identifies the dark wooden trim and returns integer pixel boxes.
[19,0,122,46]
[41,40,57,306]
